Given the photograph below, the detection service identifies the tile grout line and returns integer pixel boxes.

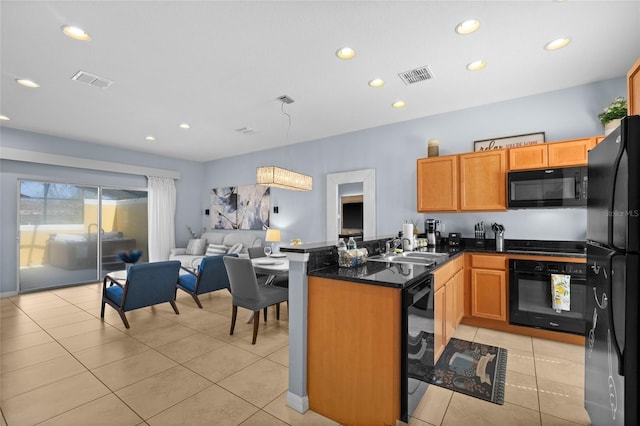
[4,288,293,425]
[3,296,147,425]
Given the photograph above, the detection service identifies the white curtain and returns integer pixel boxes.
[147,176,176,262]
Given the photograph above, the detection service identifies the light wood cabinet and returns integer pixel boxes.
[459,150,507,211]
[469,254,507,322]
[417,155,458,212]
[508,144,547,170]
[547,137,596,167]
[628,57,640,116]
[434,285,446,361]
[508,137,596,171]
[453,268,465,325]
[433,255,464,361]
[446,269,465,341]
[307,276,401,426]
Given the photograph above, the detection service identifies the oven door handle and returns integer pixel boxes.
[406,278,432,305]
[410,286,431,305]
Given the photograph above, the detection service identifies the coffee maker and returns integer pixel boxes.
[425,218,440,246]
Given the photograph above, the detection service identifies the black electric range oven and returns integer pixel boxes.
[509,259,587,335]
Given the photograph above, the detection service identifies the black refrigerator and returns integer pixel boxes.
[586,115,640,425]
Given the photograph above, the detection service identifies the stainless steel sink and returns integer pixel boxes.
[401,252,449,259]
[367,251,449,266]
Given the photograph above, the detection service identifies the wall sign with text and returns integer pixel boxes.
[474,132,545,152]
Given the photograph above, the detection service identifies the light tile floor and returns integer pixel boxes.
[0,283,591,425]
[410,325,591,426]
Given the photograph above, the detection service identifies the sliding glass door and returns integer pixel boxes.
[18,180,148,293]
[100,188,148,273]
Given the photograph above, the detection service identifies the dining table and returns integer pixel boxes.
[251,255,289,284]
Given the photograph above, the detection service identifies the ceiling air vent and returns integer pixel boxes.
[398,66,434,85]
[235,127,257,135]
[71,70,113,89]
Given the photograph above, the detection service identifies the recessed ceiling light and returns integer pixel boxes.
[392,101,406,109]
[456,19,480,35]
[16,79,40,88]
[61,25,91,41]
[368,78,385,88]
[145,136,156,141]
[544,37,571,51]
[0,115,10,121]
[336,47,356,60]
[178,123,191,129]
[466,60,487,71]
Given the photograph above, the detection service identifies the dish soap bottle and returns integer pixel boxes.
[347,236,357,250]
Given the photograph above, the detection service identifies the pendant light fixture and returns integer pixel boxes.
[256,96,313,191]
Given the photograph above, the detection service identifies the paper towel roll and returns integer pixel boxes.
[402,223,414,251]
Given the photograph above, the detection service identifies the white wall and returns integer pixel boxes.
[203,77,626,244]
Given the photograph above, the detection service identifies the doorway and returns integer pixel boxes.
[18,180,148,292]
[339,182,364,241]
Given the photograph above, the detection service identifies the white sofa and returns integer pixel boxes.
[169,230,263,269]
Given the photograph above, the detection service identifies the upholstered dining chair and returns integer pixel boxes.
[101,260,181,328]
[223,256,288,344]
[177,254,237,308]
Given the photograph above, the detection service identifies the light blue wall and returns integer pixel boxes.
[0,128,205,295]
[203,77,626,244]
[0,77,626,294]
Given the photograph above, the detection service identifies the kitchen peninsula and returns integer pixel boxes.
[280,237,586,425]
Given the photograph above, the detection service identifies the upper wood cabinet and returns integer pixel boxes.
[547,137,596,167]
[508,137,596,171]
[628,57,640,116]
[508,144,547,170]
[417,155,459,212]
[459,150,507,211]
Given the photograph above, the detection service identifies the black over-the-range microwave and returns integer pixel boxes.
[507,166,587,208]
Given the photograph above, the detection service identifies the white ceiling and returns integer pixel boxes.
[1,1,639,162]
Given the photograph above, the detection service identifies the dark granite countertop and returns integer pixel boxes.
[307,251,462,289]
[300,238,586,290]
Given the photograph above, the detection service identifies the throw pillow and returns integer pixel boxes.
[206,244,227,256]
[227,242,244,255]
[186,239,207,255]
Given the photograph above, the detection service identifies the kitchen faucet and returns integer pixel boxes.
[387,237,412,253]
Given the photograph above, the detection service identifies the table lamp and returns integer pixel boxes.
[265,228,281,253]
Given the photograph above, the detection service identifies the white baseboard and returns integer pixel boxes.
[0,291,19,298]
[285,391,309,413]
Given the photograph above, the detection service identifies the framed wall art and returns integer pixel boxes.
[474,132,545,152]
[210,185,270,230]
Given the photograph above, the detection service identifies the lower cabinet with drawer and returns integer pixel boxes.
[469,254,507,322]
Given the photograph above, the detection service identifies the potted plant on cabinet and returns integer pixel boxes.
[599,97,627,135]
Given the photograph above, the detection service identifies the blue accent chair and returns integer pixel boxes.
[101,260,181,328]
[177,254,237,308]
